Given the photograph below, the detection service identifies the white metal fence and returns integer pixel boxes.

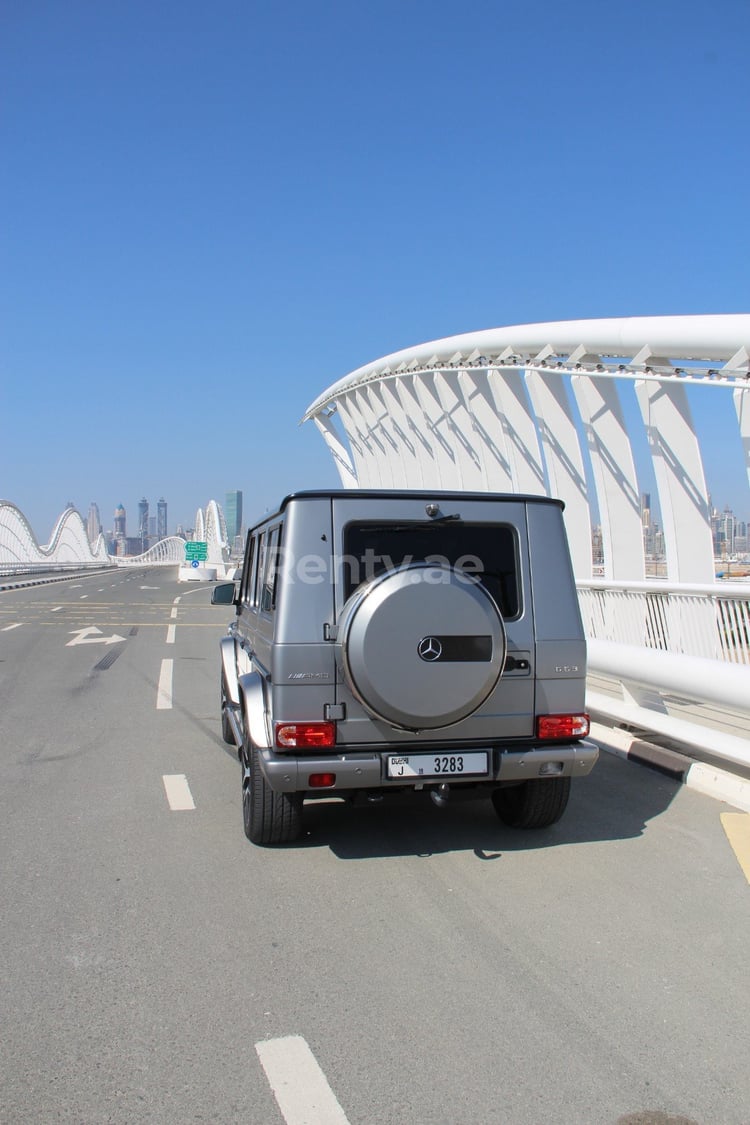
[577,579,750,665]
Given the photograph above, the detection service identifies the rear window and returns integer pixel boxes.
[342,521,520,617]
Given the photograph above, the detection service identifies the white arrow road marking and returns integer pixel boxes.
[162,774,195,810]
[256,1036,351,1125]
[156,659,173,709]
[66,627,127,647]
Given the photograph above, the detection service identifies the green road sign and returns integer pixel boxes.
[185,541,208,561]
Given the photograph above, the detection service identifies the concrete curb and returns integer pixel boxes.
[591,721,750,813]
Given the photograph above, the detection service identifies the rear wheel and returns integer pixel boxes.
[240,735,302,845]
[491,777,571,829]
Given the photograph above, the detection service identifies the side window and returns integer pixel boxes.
[253,531,267,608]
[260,524,282,613]
[240,532,256,605]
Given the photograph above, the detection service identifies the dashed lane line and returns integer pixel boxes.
[255,1036,351,1125]
[51,606,62,612]
[721,813,750,884]
[166,624,176,644]
[156,659,173,709]
[162,774,195,811]
[170,607,178,619]
[1,623,23,631]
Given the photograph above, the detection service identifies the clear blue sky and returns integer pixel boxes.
[2,0,749,540]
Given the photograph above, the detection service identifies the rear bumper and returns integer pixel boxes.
[258,740,599,793]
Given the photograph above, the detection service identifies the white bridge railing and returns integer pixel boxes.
[577,579,750,664]
[578,579,750,768]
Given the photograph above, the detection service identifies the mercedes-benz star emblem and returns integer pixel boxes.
[418,636,442,662]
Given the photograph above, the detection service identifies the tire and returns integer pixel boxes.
[240,735,303,846]
[491,777,571,829]
[220,676,235,745]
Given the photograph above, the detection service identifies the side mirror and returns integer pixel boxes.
[211,582,237,606]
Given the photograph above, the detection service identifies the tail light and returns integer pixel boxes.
[536,713,590,740]
[275,721,336,750]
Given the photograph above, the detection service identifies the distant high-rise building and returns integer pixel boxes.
[157,497,167,539]
[138,497,149,548]
[225,490,243,544]
[640,492,651,529]
[87,502,102,545]
[114,504,126,539]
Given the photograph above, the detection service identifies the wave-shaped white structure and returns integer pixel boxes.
[193,499,230,566]
[1,500,231,572]
[113,537,190,567]
[304,314,750,585]
[0,502,110,572]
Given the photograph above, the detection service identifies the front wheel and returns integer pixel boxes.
[240,736,303,846]
[491,777,571,829]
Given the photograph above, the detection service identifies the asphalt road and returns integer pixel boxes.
[1,570,748,1125]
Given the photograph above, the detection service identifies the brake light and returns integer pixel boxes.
[536,714,590,740]
[275,721,336,749]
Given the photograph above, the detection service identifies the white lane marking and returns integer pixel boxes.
[166,624,176,644]
[79,595,88,599]
[2,623,23,631]
[67,627,127,647]
[162,774,195,810]
[51,606,63,612]
[170,607,178,619]
[140,585,160,590]
[173,596,181,604]
[157,659,173,709]
[256,1036,351,1125]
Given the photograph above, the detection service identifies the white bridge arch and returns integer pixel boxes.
[0,502,110,572]
[305,314,750,585]
[305,315,750,770]
[193,499,230,567]
[1,500,230,573]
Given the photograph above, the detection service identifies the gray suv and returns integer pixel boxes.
[212,490,597,845]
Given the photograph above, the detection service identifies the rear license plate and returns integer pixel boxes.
[387,752,489,779]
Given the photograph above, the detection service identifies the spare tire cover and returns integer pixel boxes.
[338,563,506,729]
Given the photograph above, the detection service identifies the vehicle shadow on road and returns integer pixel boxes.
[300,752,683,860]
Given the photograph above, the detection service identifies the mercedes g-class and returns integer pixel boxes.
[211,490,597,845]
